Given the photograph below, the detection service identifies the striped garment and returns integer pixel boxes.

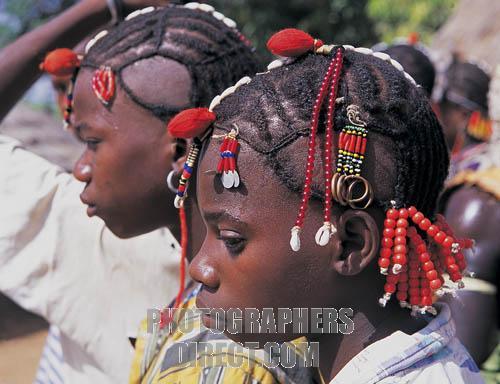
[130,285,321,384]
[34,326,64,384]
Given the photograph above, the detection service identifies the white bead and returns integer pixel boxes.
[405,72,417,85]
[342,45,355,51]
[354,47,373,55]
[390,58,404,72]
[212,11,225,20]
[290,227,301,252]
[267,59,283,70]
[223,17,237,29]
[220,85,236,99]
[184,2,200,9]
[85,30,108,53]
[392,264,402,274]
[236,76,251,87]
[125,9,142,20]
[198,3,215,12]
[222,171,235,189]
[142,6,155,14]
[315,224,331,246]
[233,171,240,188]
[174,195,183,209]
[373,52,390,61]
[209,95,221,112]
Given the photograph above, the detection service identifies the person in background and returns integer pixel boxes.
[439,65,500,379]
[433,56,491,159]
[0,1,259,383]
[373,34,436,98]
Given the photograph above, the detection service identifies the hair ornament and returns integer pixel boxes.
[124,6,155,20]
[39,48,80,76]
[92,66,115,106]
[167,75,252,207]
[84,30,108,54]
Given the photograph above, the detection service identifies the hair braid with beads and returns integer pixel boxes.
[211,50,447,216]
[81,4,259,121]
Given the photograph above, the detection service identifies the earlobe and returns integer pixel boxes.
[332,210,379,276]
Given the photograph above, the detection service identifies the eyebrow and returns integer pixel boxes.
[75,122,89,134]
[203,210,247,227]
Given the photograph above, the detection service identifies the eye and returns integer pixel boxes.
[218,229,246,255]
[85,138,101,150]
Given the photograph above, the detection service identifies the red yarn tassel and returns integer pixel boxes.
[173,206,188,309]
[168,108,216,139]
[39,48,80,76]
[267,28,323,57]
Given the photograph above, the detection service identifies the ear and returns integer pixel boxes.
[332,210,379,276]
[171,138,189,173]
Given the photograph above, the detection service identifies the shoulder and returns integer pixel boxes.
[391,338,484,384]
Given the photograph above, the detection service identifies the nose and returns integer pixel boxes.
[189,246,220,290]
[73,153,92,183]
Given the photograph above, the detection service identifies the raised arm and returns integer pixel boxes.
[0,0,172,123]
[0,0,111,122]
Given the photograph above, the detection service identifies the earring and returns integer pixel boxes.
[166,170,178,193]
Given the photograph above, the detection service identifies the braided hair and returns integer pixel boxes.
[381,44,436,97]
[212,49,448,217]
[440,57,490,114]
[82,5,260,121]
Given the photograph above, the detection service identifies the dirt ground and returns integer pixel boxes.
[0,103,82,383]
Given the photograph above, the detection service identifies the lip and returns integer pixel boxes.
[80,194,97,217]
[86,205,97,217]
[196,291,216,328]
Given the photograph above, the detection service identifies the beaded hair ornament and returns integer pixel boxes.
[168,28,473,316]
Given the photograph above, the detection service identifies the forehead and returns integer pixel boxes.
[72,69,167,133]
[197,129,298,227]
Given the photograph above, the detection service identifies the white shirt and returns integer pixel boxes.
[329,304,484,384]
[0,134,181,383]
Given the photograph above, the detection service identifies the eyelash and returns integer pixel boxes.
[217,232,246,255]
[85,138,100,150]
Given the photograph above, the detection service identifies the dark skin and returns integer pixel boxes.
[193,126,428,381]
[437,100,484,153]
[72,60,205,256]
[442,185,500,364]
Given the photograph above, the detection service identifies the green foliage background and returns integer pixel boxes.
[0,0,458,58]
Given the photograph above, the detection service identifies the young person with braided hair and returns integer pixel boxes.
[166,29,484,383]
[373,39,436,98]
[0,3,259,382]
[434,56,491,158]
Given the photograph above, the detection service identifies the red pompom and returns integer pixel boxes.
[408,32,420,45]
[168,108,216,139]
[39,48,80,76]
[266,28,323,57]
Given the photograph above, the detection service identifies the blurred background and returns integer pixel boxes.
[1,0,499,382]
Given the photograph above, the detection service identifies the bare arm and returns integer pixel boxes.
[0,0,172,123]
[0,0,111,122]
[443,185,500,364]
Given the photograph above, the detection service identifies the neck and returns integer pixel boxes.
[315,288,428,381]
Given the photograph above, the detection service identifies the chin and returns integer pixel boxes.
[104,219,145,239]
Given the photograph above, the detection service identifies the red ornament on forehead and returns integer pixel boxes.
[92,66,115,106]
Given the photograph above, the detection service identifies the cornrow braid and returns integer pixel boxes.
[211,49,446,216]
[167,29,474,315]
[81,3,259,121]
